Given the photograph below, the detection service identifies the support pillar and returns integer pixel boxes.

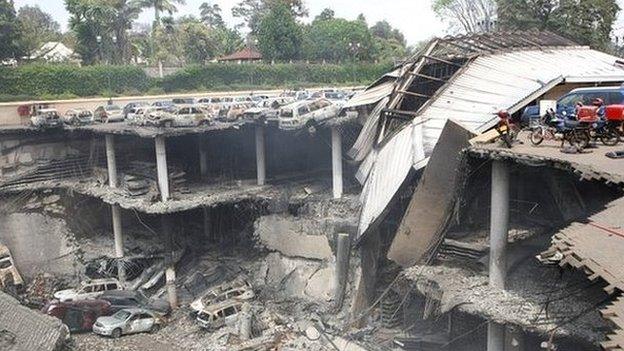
[111,205,125,284]
[489,160,510,289]
[331,127,343,199]
[334,233,351,309]
[198,136,208,178]
[488,160,510,351]
[105,134,117,188]
[162,215,177,309]
[255,126,266,186]
[155,135,169,201]
[506,326,526,351]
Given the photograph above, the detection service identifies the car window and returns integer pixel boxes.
[558,93,581,106]
[128,314,140,321]
[139,313,151,319]
[178,108,189,114]
[93,284,104,292]
[298,106,310,115]
[223,306,237,317]
[228,290,242,298]
[82,286,94,293]
[607,91,624,105]
[106,283,117,290]
[318,100,331,108]
[216,310,225,318]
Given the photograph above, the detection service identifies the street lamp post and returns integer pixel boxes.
[96,35,102,64]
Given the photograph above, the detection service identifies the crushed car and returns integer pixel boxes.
[98,289,171,315]
[144,105,212,128]
[190,278,254,315]
[63,108,94,125]
[43,299,112,332]
[94,104,125,123]
[196,300,244,330]
[53,277,122,302]
[30,108,63,128]
[243,96,296,124]
[0,244,24,293]
[92,308,163,338]
[278,98,342,130]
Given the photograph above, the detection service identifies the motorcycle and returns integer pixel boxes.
[494,110,521,148]
[576,104,619,146]
[529,109,590,149]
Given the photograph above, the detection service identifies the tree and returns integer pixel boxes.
[111,0,142,64]
[497,0,620,50]
[232,0,307,33]
[256,1,302,61]
[200,2,224,28]
[315,8,334,21]
[369,20,407,62]
[179,19,217,64]
[138,0,186,26]
[433,0,498,33]
[0,0,23,60]
[66,0,116,65]
[17,5,61,57]
[302,16,375,62]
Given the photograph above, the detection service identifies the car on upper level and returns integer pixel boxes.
[278,98,342,130]
[172,97,197,105]
[94,105,125,123]
[53,277,122,302]
[145,105,212,128]
[63,108,94,125]
[30,108,63,128]
[522,86,624,123]
[243,97,296,123]
[123,102,150,119]
[151,100,176,112]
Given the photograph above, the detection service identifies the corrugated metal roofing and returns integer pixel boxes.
[343,81,395,108]
[356,46,624,239]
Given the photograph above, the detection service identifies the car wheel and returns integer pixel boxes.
[150,324,160,334]
[111,328,122,339]
[163,121,173,128]
[102,116,109,124]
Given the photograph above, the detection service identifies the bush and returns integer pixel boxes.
[0,62,392,101]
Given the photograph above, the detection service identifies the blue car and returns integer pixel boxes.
[522,86,624,123]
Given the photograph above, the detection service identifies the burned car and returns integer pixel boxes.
[0,244,24,293]
[94,105,125,123]
[243,97,296,124]
[98,289,171,316]
[63,108,94,125]
[190,279,254,315]
[145,105,212,128]
[278,98,342,130]
[43,299,112,332]
[30,108,62,128]
[53,277,122,302]
[196,300,243,330]
[93,308,163,338]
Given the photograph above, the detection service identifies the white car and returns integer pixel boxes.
[278,98,342,130]
[196,300,243,330]
[94,105,125,123]
[63,108,94,125]
[146,105,211,127]
[244,97,295,123]
[30,108,63,128]
[127,106,163,124]
[53,278,122,302]
[93,308,162,338]
[190,280,254,314]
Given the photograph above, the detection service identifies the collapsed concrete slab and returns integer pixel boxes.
[0,291,69,351]
[254,215,333,260]
[388,119,475,267]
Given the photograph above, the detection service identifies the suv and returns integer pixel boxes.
[278,98,342,130]
[98,290,171,315]
[30,108,62,128]
[190,279,254,315]
[196,300,243,330]
[63,108,94,125]
[53,278,122,302]
[522,86,624,122]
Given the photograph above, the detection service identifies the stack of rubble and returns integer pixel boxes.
[22,191,65,216]
[170,170,190,194]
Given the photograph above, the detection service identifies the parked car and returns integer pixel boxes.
[63,108,94,125]
[151,100,176,112]
[53,278,122,302]
[190,279,254,315]
[123,102,149,119]
[522,86,624,123]
[98,289,171,315]
[224,103,250,122]
[280,90,309,101]
[145,105,211,128]
[30,108,62,128]
[43,299,112,332]
[0,244,23,293]
[172,97,197,105]
[243,97,296,123]
[92,308,163,338]
[128,106,165,124]
[196,300,243,330]
[94,105,124,123]
[278,98,342,130]
[310,91,347,102]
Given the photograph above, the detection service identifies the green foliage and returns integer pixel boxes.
[257,1,302,61]
[302,16,375,62]
[17,5,62,57]
[0,0,23,60]
[158,62,392,92]
[0,64,150,97]
[497,0,620,50]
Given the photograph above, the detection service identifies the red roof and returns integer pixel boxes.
[218,47,263,62]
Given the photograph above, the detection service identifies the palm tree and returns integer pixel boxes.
[112,0,142,64]
[139,0,186,27]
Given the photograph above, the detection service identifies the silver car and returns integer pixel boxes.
[92,308,162,338]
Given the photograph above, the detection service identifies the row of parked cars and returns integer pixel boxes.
[43,275,255,338]
[28,88,355,130]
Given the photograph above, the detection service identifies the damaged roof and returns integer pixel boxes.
[350,30,624,240]
[0,291,68,351]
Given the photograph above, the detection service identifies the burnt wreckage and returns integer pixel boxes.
[3,30,624,351]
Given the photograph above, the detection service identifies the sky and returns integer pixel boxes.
[12,0,449,46]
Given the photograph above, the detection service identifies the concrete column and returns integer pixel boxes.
[239,302,252,340]
[162,215,177,309]
[489,160,510,290]
[105,134,117,188]
[488,322,505,351]
[111,205,125,284]
[488,160,510,351]
[203,207,213,242]
[198,136,208,178]
[331,127,343,199]
[155,135,170,201]
[506,326,525,351]
[255,126,266,186]
[334,233,351,309]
